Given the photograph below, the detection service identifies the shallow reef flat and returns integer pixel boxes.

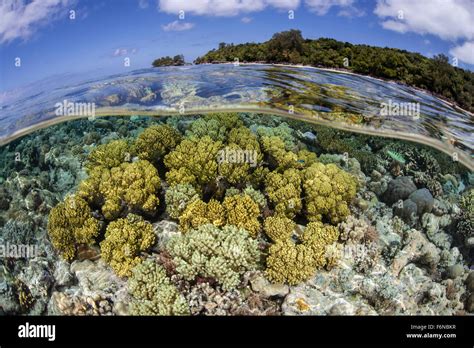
[0,112,472,316]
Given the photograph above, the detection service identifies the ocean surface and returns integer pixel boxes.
[0,64,473,167]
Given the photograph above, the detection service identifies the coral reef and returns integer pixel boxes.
[164,136,222,191]
[128,259,189,315]
[265,222,339,284]
[78,160,161,220]
[302,163,357,223]
[164,183,200,219]
[166,224,260,290]
[134,124,182,163]
[47,195,100,261]
[100,214,156,277]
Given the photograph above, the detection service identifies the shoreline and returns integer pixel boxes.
[200,62,473,116]
[1,107,472,172]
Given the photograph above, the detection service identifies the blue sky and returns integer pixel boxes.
[1,0,473,92]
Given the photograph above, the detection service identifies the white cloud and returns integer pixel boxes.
[374,0,474,41]
[0,0,75,43]
[374,0,474,64]
[305,0,357,15]
[450,41,474,65]
[162,20,195,31]
[158,0,300,17]
[241,16,253,23]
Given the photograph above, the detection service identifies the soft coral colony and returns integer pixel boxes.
[47,113,358,315]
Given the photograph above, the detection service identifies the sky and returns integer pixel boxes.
[0,0,474,92]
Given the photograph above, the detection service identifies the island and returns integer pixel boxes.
[152,54,185,67]
[194,30,474,113]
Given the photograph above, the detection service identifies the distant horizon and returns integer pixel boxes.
[1,0,474,92]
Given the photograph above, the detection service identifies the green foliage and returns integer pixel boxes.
[134,124,182,163]
[100,214,156,277]
[302,163,357,224]
[195,31,474,112]
[152,54,185,67]
[165,183,200,219]
[47,195,100,261]
[78,160,161,220]
[128,259,189,315]
[166,224,260,290]
[265,221,339,284]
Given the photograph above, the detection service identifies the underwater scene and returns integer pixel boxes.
[0,111,472,316]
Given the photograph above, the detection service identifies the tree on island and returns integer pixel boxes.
[152,54,185,67]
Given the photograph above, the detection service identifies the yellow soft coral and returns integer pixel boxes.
[265,168,302,218]
[179,199,225,232]
[78,160,161,220]
[223,194,261,237]
[164,136,222,190]
[47,195,100,261]
[100,214,156,277]
[85,139,133,172]
[263,215,295,242]
[134,124,182,162]
[265,222,339,285]
[302,163,357,223]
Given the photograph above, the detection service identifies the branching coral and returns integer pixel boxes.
[265,222,339,284]
[47,195,100,261]
[85,139,133,171]
[457,188,473,248]
[179,194,261,236]
[128,259,189,315]
[166,224,260,290]
[78,160,161,220]
[226,186,267,210]
[256,122,296,151]
[264,168,302,218]
[222,194,261,237]
[263,216,295,242]
[100,214,156,277]
[133,124,182,162]
[204,112,243,130]
[186,118,227,142]
[178,199,225,232]
[261,136,298,171]
[302,163,357,224]
[165,184,200,219]
[164,136,222,190]
[218,143,253,185]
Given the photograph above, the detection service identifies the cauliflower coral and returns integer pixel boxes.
[302,162,357,223]
[47,195,100,261]
[166,224,260,290]
[78,159,161,220]
[100,214,156,277]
